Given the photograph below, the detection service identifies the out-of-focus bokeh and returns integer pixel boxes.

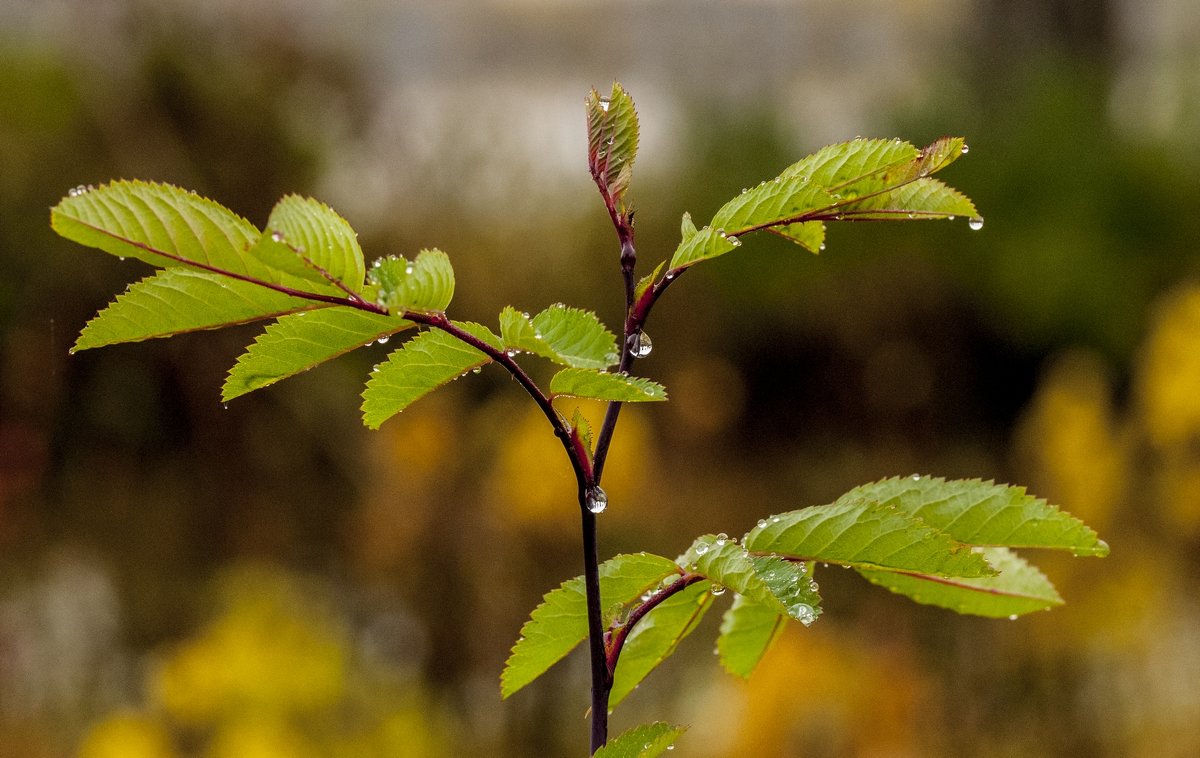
[2,1,1199,755]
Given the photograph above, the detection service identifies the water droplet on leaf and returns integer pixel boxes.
[376,335,390,345]
[757,518,768,529]
[710,584,726,596]
[598,96,611,112]
[715,533,728,546]
[788,603,817,626]
[694,542,709,556]
[961,143,970,155]
[968,216,985,231]
[270,230,284,243]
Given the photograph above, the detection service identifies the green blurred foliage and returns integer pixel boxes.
[2,2,1199,756]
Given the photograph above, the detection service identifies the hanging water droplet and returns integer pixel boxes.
[117,256,126,261]
[961,143,970,155]
[911,474,921,481]
[968,216,985,231]
[818,243,826,252]
[809,579,820,593]
[1008,614,1018,621]
[585,486,608,514]
[471,367,482,374]
[221,403,229,410]
[694,541,709,556]
[630,331,653,358]
[788,603,817,626]
[598,96,611,112]
[710,584,726,596]
[376,335,390,345]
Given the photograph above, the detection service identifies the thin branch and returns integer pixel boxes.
[604,572,706,676]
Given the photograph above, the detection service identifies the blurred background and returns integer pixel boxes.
[2,0,1199,755]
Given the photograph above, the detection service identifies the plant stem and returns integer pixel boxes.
[581,505,609,754]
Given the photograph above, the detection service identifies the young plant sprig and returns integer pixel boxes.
[51,83,1107,756]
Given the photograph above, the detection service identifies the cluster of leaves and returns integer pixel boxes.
[502,477,1107,719]
[50,182,666,432]
[51,82,1106,756]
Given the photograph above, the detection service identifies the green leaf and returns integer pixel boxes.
[610,580,713,707]
[839,476,1109,557]
[250,195,366,293]
[778,137,921,186]
[668,224,739,270]
[223,306,411,402]
[499,304,619,369]
[593,723,688,758]
[768,221,825,254]
[709,173,834,236]
[836,177,977,220]
[571,408,594,456]
[501,553,679,699]
[549,368,667,403]
[73,269,313,351]
[678,535,820,617]
[634,261,666,302]
[857,547,1064,618]
[360,321,500,429]
[742,500,994,577]
[717,595,787,679]
[669,136,974,264]
[587,82,639,203]
[369,249,456,314]
[51,181,298,285]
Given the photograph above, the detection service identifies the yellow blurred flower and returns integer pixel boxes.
[78,710,175,758]
[1136,284,1200,449]
[153,568,345,724]
[207,715,317,758]
[1013,350,1127,533]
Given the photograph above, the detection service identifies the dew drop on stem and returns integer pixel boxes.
[585,485,608,514]
[629,331,653,358]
